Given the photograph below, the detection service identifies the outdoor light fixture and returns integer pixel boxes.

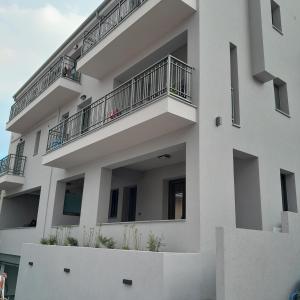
[64,268,71,274]
[215,116,222,127]
[123,279,133,286]
[157,154,171,160]
[80,94,87,101]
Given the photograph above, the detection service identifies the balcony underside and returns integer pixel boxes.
[77,0,196,79]
[0,175,24,190]
[42,97,196,169]
[6,78,81,134]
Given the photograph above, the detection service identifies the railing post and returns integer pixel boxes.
[98,19,101,40]
[130,79,135,110]
[46,129,51,152]
[118,0,121,23]
[103,96,107,123]
[166,56,171,95]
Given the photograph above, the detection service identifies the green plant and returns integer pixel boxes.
[48,235,58,245]
[95,235,115,249]
[133,226,142,250]
[82,226,95,247]
[146,232,164,252]
[64,236,78,246]
[122,226,130,250]
[40,238,48,245]
[56,226,71,245]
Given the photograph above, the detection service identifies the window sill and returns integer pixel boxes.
[99,219,186,226]
[0,226,36,231]
[272,25,283,35]
[232,122,241,128]
[275,109,290,118]
[51,225,79,229]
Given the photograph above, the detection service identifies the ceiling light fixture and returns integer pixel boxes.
[157,154,171,160]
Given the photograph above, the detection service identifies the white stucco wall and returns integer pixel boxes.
[15,244,210,300]
[217,212,300,300]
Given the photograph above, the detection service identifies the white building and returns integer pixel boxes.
[0,0,300,299]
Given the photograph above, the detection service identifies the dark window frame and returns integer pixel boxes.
[109,189,119,218]
[168,178,186,220]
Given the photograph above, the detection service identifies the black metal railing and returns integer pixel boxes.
[9,56,81,122]
[46,55,193,152]
[82,0,147,55]
[0,154,26,177]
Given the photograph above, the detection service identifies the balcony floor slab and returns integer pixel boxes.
[42,96,197,169]
[77,0,197,79]
[0,175,25,190]
[6,78,81,134]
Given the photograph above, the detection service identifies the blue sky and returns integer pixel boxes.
[0,0,103,157]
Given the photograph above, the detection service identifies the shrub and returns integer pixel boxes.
[95,235,115,249]
[146,232,164,252]
[40,238,48,245]
[48,235,58,245]
[64,237,78,246]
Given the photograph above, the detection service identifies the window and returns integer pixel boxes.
[280,170,297,213]
[271,0,282,33]
[121,186,137,222]
[168,178,186,220]
[273,78,289,115]
[108,189,119,218]
[63,178,84,216]
[230,43,240,126]
[33,130,41,156]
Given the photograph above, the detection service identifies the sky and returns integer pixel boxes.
[0,0,103,157]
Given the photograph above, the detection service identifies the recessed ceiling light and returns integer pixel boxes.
[157,154,171,160]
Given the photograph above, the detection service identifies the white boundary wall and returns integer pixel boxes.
[217,212,300,300]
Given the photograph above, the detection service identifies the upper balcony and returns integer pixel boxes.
[43,56,196,168]
[7,56,81,134]
[0,154,26,190]
[77,0,197,79]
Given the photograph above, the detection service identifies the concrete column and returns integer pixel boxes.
[98,168,112,224]
[79,166,102,228]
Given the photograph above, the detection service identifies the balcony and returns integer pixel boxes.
[7,56,81,134]
[0,155,26,190]
[77,0,197,79]
[43,56,196,168]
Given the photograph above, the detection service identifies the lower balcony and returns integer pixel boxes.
[0,155,26,190]
[43,56,196,169]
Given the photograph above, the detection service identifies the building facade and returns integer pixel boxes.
[0,0,300,299]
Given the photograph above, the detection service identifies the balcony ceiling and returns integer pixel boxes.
[42,97,197,169]
[77,0,197,79]
[6,78,81,134]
